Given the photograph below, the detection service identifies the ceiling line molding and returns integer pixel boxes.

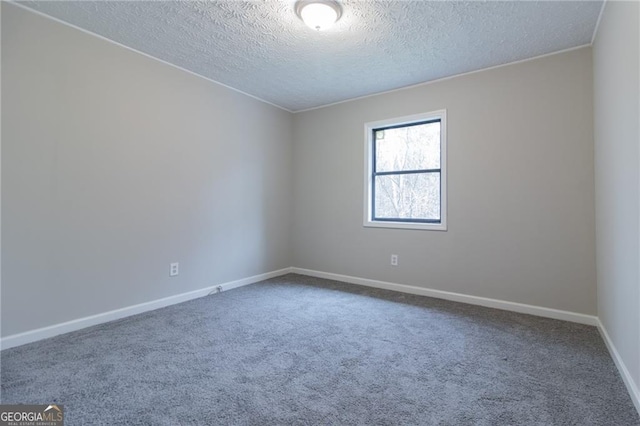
[294,43,593,114]
[590,0,608,45]
[6,1,295,114]
[9,1,598,113]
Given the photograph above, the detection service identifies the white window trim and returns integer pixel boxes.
[363,110,448,231]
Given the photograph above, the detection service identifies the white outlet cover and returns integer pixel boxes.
[170,262,179,276]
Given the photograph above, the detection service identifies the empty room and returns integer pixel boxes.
[1,0,639,424]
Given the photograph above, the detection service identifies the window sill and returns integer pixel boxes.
[363,220,447,231]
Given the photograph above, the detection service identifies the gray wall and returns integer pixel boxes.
[1,3,601,341]
[1,4,293,337]
[593,0,640,396]
[292,47,596,315]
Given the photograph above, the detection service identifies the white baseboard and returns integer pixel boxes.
[290,266,640,416]
[0,267,292,350]
[3,265,638,417]
[290,267,598,326]
[1,266,598,348]
[597,320,640,414]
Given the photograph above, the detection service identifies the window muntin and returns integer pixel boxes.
[364,111,447,231]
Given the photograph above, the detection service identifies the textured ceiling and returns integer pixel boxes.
[18,1,603,112]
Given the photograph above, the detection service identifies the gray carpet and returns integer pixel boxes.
[1,274,638,425]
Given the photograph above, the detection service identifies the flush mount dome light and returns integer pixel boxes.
[295,0,342,31]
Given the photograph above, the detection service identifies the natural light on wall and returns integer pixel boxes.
[295,0,342,31]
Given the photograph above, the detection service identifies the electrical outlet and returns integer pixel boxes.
[391,254,399,266]
[170,262,179,276]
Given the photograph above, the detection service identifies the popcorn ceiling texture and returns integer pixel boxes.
[19,1,602,111]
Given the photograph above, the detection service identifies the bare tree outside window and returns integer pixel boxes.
[373,120,441,221]
[365,110,447,231]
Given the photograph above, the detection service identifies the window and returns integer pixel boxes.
[364,110,447,231]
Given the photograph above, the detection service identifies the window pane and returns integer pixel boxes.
[375,121,440,172]
[374,173,440,221]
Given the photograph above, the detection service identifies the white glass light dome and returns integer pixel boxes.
[295,1,342,31]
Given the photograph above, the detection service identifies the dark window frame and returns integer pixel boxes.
[370,118,442,224]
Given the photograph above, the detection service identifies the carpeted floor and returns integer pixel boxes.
[1,274,638,425]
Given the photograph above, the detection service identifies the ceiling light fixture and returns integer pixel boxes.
[295,0,342,31]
